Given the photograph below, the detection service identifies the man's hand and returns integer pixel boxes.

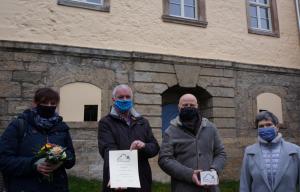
[130,140,145,150]
[192,170,202,186]
[107,180,127,191]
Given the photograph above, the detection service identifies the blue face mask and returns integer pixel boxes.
[114,99,133,113]
[258,127,277,142]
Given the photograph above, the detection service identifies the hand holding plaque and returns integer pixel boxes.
[199,170,219,186]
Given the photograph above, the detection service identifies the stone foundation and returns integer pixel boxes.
[0,40,299,182]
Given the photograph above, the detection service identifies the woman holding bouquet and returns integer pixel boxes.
[0,88,76,192]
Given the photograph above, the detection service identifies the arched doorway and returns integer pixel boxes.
[161,85,212,132]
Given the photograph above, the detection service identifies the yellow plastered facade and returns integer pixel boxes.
[0,0,299,68]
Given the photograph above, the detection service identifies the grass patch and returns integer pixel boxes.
[69,176,239,192]
[219,180,239,192]
[69,176,101,192]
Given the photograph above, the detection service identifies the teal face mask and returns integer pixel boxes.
[114,99,133,113]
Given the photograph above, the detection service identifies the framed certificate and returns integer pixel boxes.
[109,150,141,188]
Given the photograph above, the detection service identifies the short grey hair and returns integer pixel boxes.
[255,111,279,128]
[112,84,133,98]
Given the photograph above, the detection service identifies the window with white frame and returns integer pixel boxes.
[58,0,109,12]
[246,0,279,37]
[249,0,272,31]
[162,0,207,27]
[169,0,197,19]
[296,0,300,31]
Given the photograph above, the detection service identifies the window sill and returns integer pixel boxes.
[66,121,98,129]
[162,15,207,28]
[57,0,110,12]
[248,28,280,38]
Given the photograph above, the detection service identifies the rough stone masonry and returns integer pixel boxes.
[0,40,299,182]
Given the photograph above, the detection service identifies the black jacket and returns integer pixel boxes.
[0,109,76,192]
[98,109,160,192]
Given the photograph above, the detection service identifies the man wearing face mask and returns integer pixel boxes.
[159,94,226,192]
[0,88,75,192]
[240,111,300,192]
[98,84,160,192]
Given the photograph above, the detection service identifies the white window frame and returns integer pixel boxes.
[296,0,300,31]
[249,0,272,31]
[170,0,198,20]
[58,0,109,12]
[69,0,102,5]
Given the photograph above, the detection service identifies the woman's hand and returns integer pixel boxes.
[36,162,53,176]
[35,158,63,176]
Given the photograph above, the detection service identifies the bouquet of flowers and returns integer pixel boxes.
[36,143,67,181]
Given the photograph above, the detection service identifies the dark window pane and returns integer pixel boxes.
[170,3,181,16]
[86,0,101,4]
[260,7,269,19]
[250,6,257,17]
[84,105,98,121]
[170,0,181,4]
[184,0,195,6]
[259,109,267,112]
[184,6,196,18]
[251,17,258,28]
[162,104,178,133]
[261,18,270,29]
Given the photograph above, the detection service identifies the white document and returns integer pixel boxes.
[200,170,219,185]
[109,150,141,189]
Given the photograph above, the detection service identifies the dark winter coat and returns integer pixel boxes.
[158,117,226,192]
[98,108,160,192]
[0,109,75,192]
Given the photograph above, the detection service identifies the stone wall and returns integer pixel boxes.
[0,40,299,182]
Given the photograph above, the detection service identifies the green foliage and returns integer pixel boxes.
[69,176,239,192]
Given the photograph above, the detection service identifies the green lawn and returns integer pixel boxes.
[69,176,239,192]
